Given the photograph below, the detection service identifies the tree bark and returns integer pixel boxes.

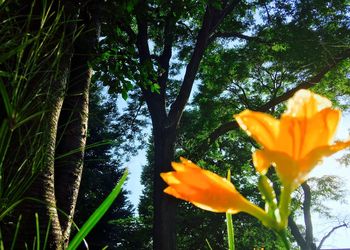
[301,182,316,250]
[152,121,179,250]
[54,2,100,247]
[288,182,317,250]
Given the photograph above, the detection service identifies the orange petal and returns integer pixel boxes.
[285,89,332,118]
[164,186,183,199]
[160,172,180,185]
[300,140,350,174]
[252,150,271,175]
[277,108,341,160]
[172,169,213,190]
[161,159,250,213]
[256,150,301,189]
[235,110,279,150]
[179,157,200,168]
[300,108,341,157]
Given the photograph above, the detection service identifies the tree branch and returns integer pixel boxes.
[288,216,307,249]
[192,48,350,158]
[167,5,216,126]
[135,2,151,64]
[158,3,177,93]
[209,31,269,44]
[168,0,240,127]
[135,0,167,120]
[258,48,350,111]
[317,222,349,250]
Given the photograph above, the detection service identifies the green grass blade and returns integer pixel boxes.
[42,218,51,250]
[0,79,12,117]
[226,169,235,250]
[35,213,40,250]
[0,228,4,250]
[205,239,213,250]
[10,215,22,250]
[0,199,24,221]
[67,170,128,250]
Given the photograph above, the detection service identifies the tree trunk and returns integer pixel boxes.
[55,3,100,247]
[152,122,178,250]
[301,182,317,250]
[288,182,317,250]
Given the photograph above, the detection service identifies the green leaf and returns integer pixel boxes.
[271,43,288,52]
[150,83,160,94]
[0,79,13,117]
[122,91,128,100]
[67,170,128,250]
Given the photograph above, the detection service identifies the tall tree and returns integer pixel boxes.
[92,0,350,248]
[112,1,242,248]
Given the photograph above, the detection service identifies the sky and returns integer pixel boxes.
[302,112,350,248]
[123,109,350,248]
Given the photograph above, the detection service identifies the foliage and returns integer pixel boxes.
[0,0,66,224]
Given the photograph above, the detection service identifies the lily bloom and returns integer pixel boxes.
[161,157,258,214]
[235,89,350,189]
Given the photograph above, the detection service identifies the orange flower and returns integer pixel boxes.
[235,89,350,189]
[160,157,254,214]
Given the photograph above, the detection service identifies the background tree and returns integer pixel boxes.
[94,1,350,249]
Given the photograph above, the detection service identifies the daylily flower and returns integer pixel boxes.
[161,157,261,215]
[235,89,350,189]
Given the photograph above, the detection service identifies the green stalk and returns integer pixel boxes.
[277,229,290,250]
[242,199,279,231]
[279,185,292,228]
[35,213,40,250]
[226,212,235,250]
[226,170,235,250]
[10,215,22,250]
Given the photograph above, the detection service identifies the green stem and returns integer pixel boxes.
[277,229,290,250]
[241,198,280,231]
[226,170,235,250]
[279,185,292,228]
[226,212,235,250]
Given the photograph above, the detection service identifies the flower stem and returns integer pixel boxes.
[279,185,292,228]
[277,229,290,250]
[242,198,279,231]
[226,212,235,250]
